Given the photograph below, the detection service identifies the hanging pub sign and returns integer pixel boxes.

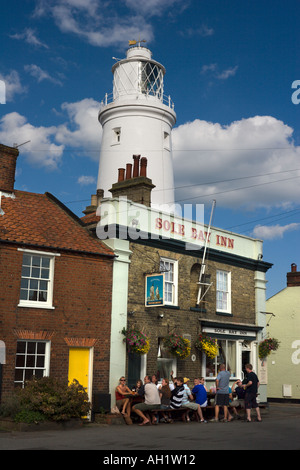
[145,273,164,307]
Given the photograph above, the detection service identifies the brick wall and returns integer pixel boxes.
[0,145,19,193]
[0,242,113,399]
[126,242,256,379]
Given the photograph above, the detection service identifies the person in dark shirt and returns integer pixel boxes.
[243,364,262,422]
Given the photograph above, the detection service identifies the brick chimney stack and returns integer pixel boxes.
[287,263,300,287]
[0,144,19,193]
[109,155,155,207]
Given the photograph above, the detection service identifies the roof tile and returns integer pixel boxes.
[0,190,114,257]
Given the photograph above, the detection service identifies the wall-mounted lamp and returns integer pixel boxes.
[158,313,164,319]
[128,310,135,316]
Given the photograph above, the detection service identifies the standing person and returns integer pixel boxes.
[132,375,161,425]
[243,364,262,422]
[211,364,231,422]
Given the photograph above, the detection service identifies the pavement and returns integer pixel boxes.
[0,403,300,454]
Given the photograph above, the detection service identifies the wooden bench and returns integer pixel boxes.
[143,407,202,425]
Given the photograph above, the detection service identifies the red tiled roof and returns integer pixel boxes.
[81,211,100,225]
[0,190,114,257]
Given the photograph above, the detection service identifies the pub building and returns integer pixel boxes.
[83,157,272,406]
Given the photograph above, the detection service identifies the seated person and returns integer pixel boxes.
[192,377,208,408]
[182,378,206,422]
[115,376,134,417]
[170,377,185,409]
[132,375,161,425]
[228,380,246,419]
[158,378,171,421]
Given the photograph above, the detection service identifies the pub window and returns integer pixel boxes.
[216,270,231,314]
[160,257,178,305]
[204,339,237,379]
[157,338,176,383]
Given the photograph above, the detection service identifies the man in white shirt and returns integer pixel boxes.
[132,375,161,425]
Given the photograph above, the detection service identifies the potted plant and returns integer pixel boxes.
[163,333,191,359]
[121,327,150,355]
[258,337,280,359]
[195,333,218,359]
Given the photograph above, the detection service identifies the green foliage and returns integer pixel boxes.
[0,377,91,422]
[14,409,46,424]
[0,394,22,419]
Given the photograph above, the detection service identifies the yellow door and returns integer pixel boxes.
[68,347,90,392]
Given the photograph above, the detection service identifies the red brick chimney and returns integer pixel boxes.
[0,144,19,193]
[287,263,300,287]
[109,155,155,207]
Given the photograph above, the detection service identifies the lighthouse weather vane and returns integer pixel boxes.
[128,37,146,47]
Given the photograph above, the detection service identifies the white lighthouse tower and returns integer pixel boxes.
[97,44,176,207]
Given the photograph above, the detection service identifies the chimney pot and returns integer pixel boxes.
[118,168,125,182]
[287,262,300,287]
[132,154,141,177]
[126,163,132,180]
[140,157,147,177]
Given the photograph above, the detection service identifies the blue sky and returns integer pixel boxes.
[0,0,299,299]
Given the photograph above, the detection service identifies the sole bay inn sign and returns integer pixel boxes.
[202,326,257,339]
[96,197,265,261]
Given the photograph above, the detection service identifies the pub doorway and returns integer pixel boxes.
[242,349,251,382]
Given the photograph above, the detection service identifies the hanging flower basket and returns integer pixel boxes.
[121,328,150,355]
[163,333,191,359]
[258,338,280,359]
[195,333,218,359]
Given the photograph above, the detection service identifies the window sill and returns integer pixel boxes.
[216,311,232,317]
[18,303,55,310]
[163,304,180,310]
[190,307,207,313]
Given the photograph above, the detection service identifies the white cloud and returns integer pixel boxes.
[24,64,63,86]
[216,66,238,80]
[55,98,102,159]
[0,70,27,102]
[0,112,64,169]
[200,63,238,80]
[180,25,214,38]
[0,98,101,169]
[252,223,300,240]
[77,175,96,185]
[34,1,154,48]
[172,116,300,209]
[10,28,48,49]
[125,0,185,17]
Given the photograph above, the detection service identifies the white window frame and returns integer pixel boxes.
[160,257,178,306]
[112,127,121,145]
[18,249,60,309]
[201,339,238,380]
[163,131,170,151]
[216,270,231,314]
[14,340,51,388]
